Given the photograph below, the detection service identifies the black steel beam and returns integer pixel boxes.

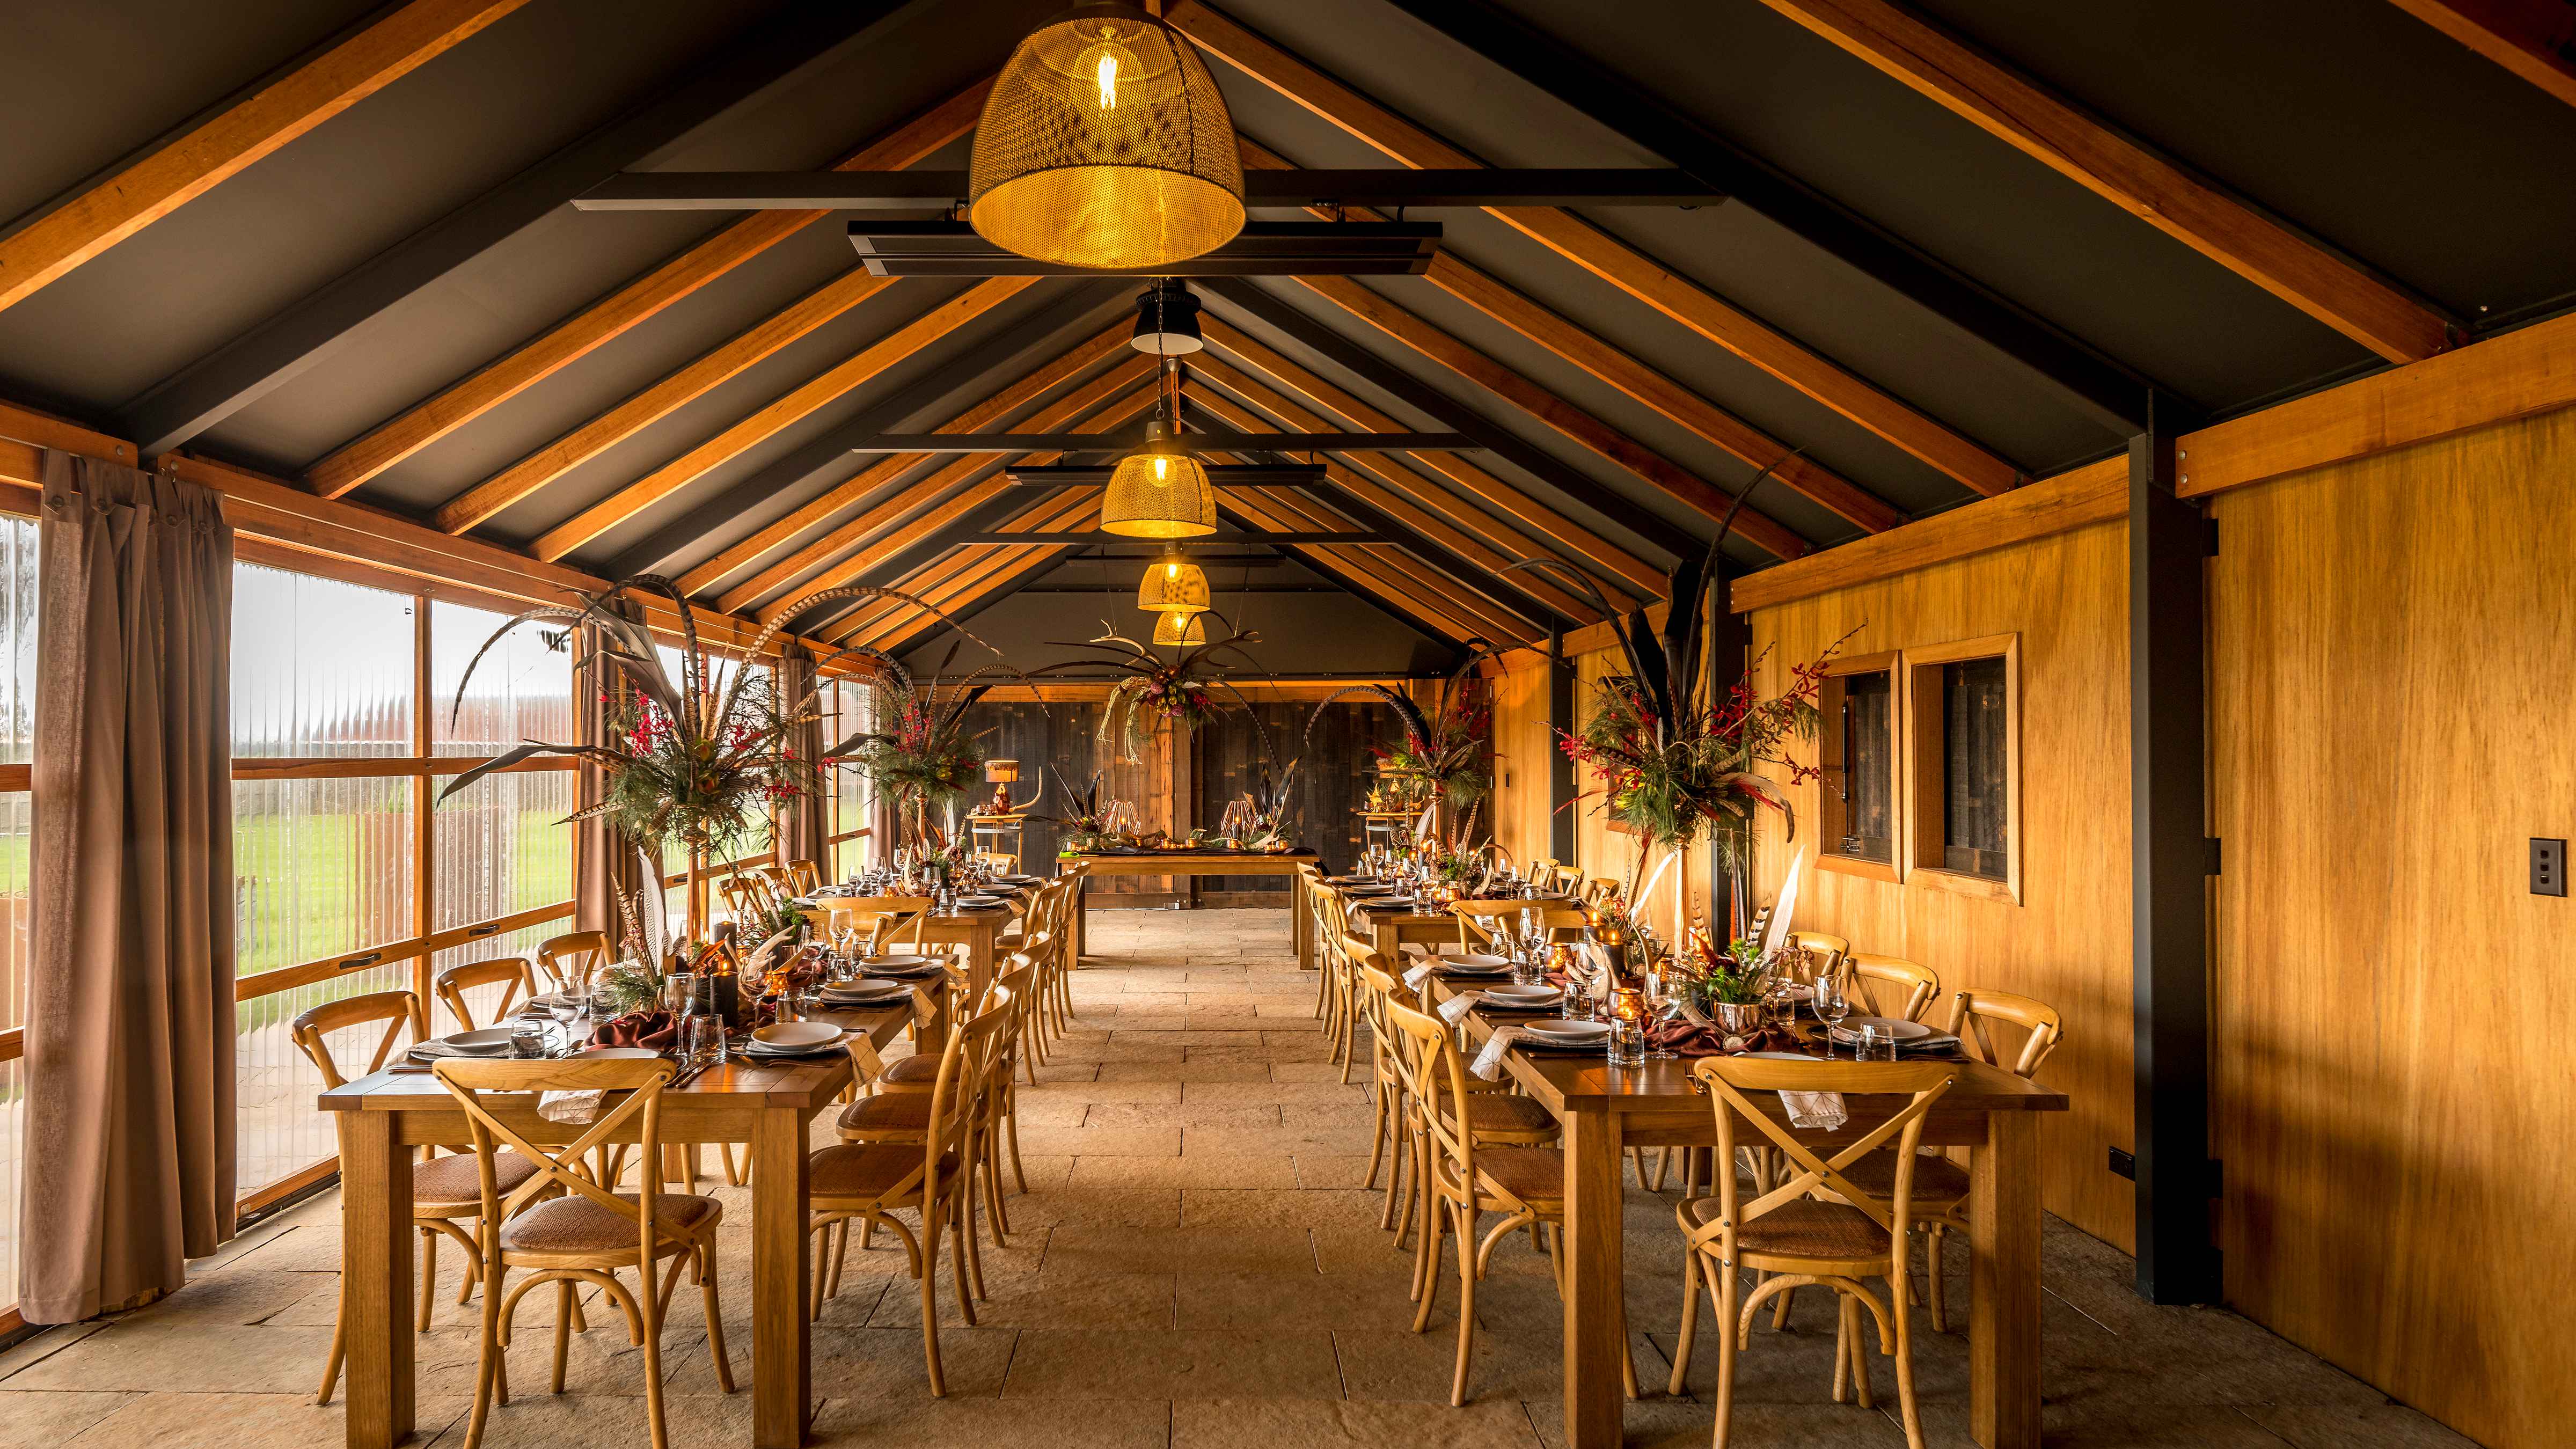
[1206,498,1472,646]
[2128,390,2218,1305]
[118,0,915,458]
[962,532,1376,546]
[1206,279,1688,565]
[1386,0,2166,430]
[782,486,1045,636]
[1547,628,1577,864]
[851,430,1473,453]
[851,221,1440,277]
[1004,464,1328,487]
[575,167,1726,210]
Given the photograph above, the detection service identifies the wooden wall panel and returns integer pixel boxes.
[1488,659,1554,871]
[2208,408,2576,1449]
[1748,521,2136,1252]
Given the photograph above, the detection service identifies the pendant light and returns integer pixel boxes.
[1102,359,1215,538]
[1151,609,1209,646]
[1129,279,1203,355]
[1136,547,1210,613]
[968,3,1245,270]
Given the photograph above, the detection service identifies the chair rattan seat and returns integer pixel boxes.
[413,1149,539,1214]
[497,1192,719,1255]
[1835,1149,1971,1203]
[1472,1145,1568,1208]
[810,1144,961,1203]
[1682,1195,1892,1261]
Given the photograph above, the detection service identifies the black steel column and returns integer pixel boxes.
[2129,393,2219,1305]
[1547,629,1577,864]
[1704,573,1752,932]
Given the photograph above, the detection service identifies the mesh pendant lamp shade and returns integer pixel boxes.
[1137,555,1211,613]
[1102,423,1216,538]
[969,4,1246,270]
[1152,610,1209,646]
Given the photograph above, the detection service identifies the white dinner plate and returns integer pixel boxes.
[1521,1018,1613,1046]
[1437,955,1512,976]
[823,980,908,1001]
[753,1021,841,1049]
[441,1027,515,1055]
[586,1046,661,1060]
[1479,984,1562,1009]
[1740,1051,1816,1062]
[1832,1015,1933,1041]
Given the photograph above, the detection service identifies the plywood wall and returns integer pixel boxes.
[2207,407,2576,1449]
[1747,521,2137,1252]
[1488,658,1554,870]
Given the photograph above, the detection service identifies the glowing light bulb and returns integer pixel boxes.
[1094,38,1119,110]
[1152,456,1168,482]
[1165,560,1181,580]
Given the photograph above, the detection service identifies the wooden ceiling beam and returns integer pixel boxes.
[832,489,1095,647]
[1198,317,1665,595]
[1220,484,1502,643]
[532,277,1040,561]
[118,0,918,458]
[740,383,1159,622]
[1241,482,1541,643]
[2387,1,2576,108]
[1173,2,2030,486]
[1183,375,1604,624]
[1284,273,1813,558]
[312,82,986,499]
[0,0,537,314]
[1186,355,1628,616]
[682,326,1143,601]
[1757,0,2456,363]
[1237,139,1936,519]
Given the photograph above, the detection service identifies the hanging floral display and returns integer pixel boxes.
[1042,615,1262,763]
[1306,644,1497,815]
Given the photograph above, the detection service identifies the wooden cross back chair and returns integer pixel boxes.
[430,1055,735,1449]
[1670,1057,1960,1449]
[1784,931,1850,979]
[1381,996,1633,1408]
[434,955,537,1033]
[719,870,781,924]
[1832,987,2065,1331]
[532,931,610,998]
[292,989,554,1405]
[1580,876,1622,908]
[823,894,932,956]
[1842,953,1942,1023]
[803,991,1015,1396]
[1447,897,1588,951]
[786,858,822,894]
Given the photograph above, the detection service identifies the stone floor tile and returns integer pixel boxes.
[1012,1125,1182,1158]
[1003,1328,1341,1400]
[813,1393,1172,1446]
[1066,1154,1300,1190]
[0,1390,139,1449]
[1169,1396,1542,1448]
[1045,1223,1320,1276]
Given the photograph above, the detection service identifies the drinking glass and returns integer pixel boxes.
[1609,1016,1645,1068]
[547,993,583,1051]
[1813,975,1851,1042]
[664,971,699,1020]
[508,1018,549,1059]
[682,1014,727,1068]
[1853,1023,1897,1062]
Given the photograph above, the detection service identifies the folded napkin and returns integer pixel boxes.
[592,1009,679,1051]
[1469,1025,1536,1080]
[1436,991,1484,1026]
[1782,1089,1847,1131]
[407,1040,479,1060]
[539,1089,605,1124]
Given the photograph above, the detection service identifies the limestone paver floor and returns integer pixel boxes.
[0,910,2472,1448]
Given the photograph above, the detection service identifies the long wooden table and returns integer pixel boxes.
[1419,972,2068,1449]
[797,896,1018,1008]
[1059,850,1318,966]
[319,1000,912,1449]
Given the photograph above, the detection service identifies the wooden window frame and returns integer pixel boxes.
[1902,633,2022,906]
[1816,649,1904,885]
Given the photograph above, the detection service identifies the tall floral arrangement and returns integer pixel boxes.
[437,576,1005,949]
[1041,616,1262,763]
[1306,643,1497,817]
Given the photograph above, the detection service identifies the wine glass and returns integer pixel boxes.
[1813,974,1851,1049]
[664,970,699,1022]
[547,992,583,1053]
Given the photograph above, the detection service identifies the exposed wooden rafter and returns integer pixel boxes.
[531,277,1040,561]
[830,488,1099,647]
[117,0,917,458]
[759,384,1161,626]
[1198,318,1665,596]
[2385,1,2576,109]
[0,0,537,314]
[678,325,1141,601]
[1284,273,1814,559]
[1236,138,1932,522]
[311,82,987,499]
[1169,1,2031,485]
[1754,0,2456,363]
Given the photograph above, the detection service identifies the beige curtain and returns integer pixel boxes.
[23,451,235,1322]
[572,619,646,944]
[777,643,829,872]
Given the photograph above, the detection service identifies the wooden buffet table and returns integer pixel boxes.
[319,1000,913,1449]
[1058,850,1318,967]
[1418,971,2068,1449]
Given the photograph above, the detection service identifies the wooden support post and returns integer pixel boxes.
[1547,628,1577,867]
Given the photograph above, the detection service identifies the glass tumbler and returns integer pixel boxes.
[683,1013,727,1069]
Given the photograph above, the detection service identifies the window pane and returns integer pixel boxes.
[431,600,572,755]
[233,777,415,976]
[1941,658,2010,879]
[235,958,414,1195]
[433,768,575,932]
[0,517,36,765]
[1834,671,1894,863]
[232,565,413,757]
